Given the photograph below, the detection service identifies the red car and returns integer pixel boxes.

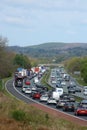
[24,78,31,85]
[74,105,87,116]
[25,81,31,85]
[32,92,41,99]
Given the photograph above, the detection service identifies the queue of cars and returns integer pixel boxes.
[50,67,87,115]
[14,66,87,116]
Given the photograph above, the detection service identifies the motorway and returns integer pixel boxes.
[49,68,87,99]
[5,79,34,104]
[5,78,87,122]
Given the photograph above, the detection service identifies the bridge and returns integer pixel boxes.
[38,63,64,67]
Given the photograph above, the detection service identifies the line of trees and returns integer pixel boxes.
[0,36,32,78]
[1,35,87,84]
[13,54,31,69]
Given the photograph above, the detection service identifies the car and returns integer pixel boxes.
[51,79,57,84]
[32,92,41,99]
[68,95,75,102]
[75,86,81,92]
[56,99,68,108]
[60,93,69,99]
[35,83,43,88]
[83,86,87,89]
[56,77,63,82]
[74,105,87,116]
[63,102,75,112]
[42,86,48,91]
[38,90,46,95]
[40,95,49,102]
[60,81,66,86]
[24,78,31,85]
[80,99,87,107]
[24,88,32,94]
[67,84,76,89]
[69,81,76,87]
[33,77,39,84]
[56,83,63,88]
[60,94,75,102]
[22,85,30,92]
[47,97,57,105]
[38,73,42,79]
[64,75,70,81]
[68,87,76,94]
[31,86,37,91]
[30,91,37,98]
[67,81,76,89]
[83,88,87,95]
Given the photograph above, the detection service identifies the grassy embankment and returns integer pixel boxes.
[0,76,87,130]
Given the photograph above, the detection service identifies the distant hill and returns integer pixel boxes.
[7,42,87,62]
[25,42,87,50]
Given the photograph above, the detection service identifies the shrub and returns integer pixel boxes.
[11,109,26,121]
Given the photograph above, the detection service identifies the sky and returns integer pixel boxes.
[0,0,87,46]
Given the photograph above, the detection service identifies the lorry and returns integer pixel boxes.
[52,91,60,101]
[15,76,23,87]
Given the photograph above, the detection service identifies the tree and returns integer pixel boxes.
[0,35,8,48]
[81,63,87,83]
[64,56,87,83]
[80,57,87,83]
[0,35,10,78]
[64,57,81,73]
[13,54,31,69]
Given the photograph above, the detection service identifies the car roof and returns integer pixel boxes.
[81,99,87,104]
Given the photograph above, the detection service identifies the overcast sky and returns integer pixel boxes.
[0,0,87,46]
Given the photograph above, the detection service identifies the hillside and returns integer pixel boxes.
[7,42,87,62]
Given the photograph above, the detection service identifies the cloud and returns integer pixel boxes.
[1,0,87,26]
[0,0,86,34]
[1,0,87,45]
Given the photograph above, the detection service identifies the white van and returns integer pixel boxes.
[33,77,39,84]
[52,91,60,101]
[55,88,63,96]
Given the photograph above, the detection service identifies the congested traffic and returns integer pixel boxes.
[14,66,87,118]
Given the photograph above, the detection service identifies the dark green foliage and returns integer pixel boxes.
[45,113,49,121]
[13,54,31,69]
[0,35,32,78]
[65,56,87,83]
[11,109,26,121]
[0,36,15,78]
[81,62,87,83]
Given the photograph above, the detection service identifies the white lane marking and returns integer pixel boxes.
[5,79,22,102]
[13,81,37,102]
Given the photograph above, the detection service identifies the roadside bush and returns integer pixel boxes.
[11,109,26,121]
